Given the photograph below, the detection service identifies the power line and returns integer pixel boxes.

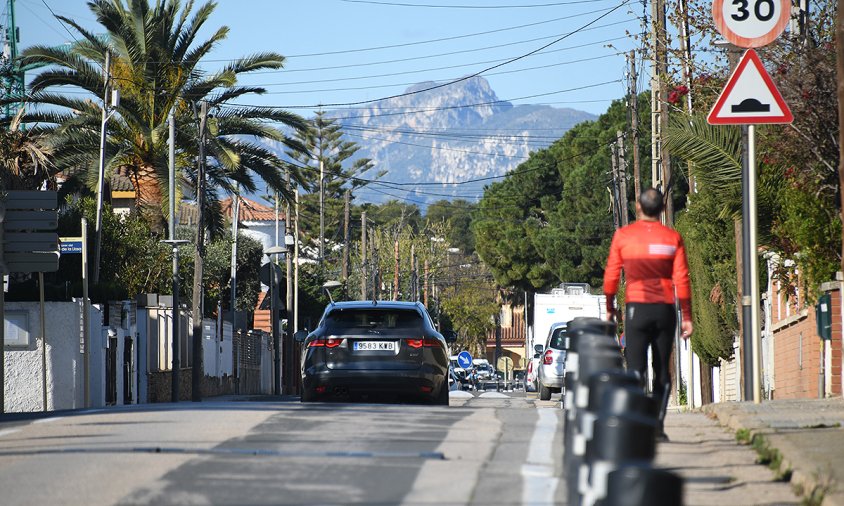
[251,31,631,75]
[227,0,631,109]
[284,3,621,59]
[340,0,609,8]
[247,53,623,96]
[250,49,624,88]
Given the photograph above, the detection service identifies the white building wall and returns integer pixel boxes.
[3,301,105,412]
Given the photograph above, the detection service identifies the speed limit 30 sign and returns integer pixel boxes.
[713,0,790,47]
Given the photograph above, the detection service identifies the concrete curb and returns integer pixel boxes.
[702,401,844,506]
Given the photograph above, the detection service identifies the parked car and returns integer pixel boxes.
[295,300,457,404]
[525,347,542,392]
[537,322,567,401]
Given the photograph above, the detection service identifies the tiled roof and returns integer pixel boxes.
[221,196,284,222]
[178,196,284,226]
[110,167,135,192]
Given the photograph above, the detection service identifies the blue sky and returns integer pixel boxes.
[12,0,649,117]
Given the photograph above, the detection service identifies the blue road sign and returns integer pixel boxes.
[60,237,83,254]
[457,351,473,369]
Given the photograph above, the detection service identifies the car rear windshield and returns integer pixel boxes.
[548,327,567,350]
[325,309,425,331]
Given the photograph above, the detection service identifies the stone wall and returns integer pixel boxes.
[146,370,236,402]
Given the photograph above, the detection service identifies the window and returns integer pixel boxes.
[5,311,30,347]
[548,327,567,350]
[325,309,424,331]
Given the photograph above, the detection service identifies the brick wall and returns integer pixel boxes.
[770,283,842,399]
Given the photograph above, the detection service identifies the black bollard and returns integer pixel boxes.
[573,371,641,458]
[565,350,624,505]
[600,465,684,506]
[579,413,658,506]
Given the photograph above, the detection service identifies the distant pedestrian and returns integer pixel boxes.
[603,187,693,442]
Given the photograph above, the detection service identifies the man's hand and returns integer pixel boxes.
[681,320,693,340]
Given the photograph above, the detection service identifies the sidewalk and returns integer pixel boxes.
[658,398,844,506]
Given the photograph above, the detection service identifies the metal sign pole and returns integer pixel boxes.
[82,218,90,407]
[740,126,754,403]
[749,125,762,403]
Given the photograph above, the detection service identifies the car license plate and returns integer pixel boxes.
[353,341,395,351]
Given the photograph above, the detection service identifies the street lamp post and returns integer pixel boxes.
[284,234,296,394]
[266,245,286,396]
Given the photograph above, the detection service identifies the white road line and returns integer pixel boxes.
[0,429,21,438]
[521,409,560,505]
[34,417,64,424]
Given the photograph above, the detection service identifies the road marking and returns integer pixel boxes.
[0,429,21,438]
[33,417,64,424]
[522,409,560,505]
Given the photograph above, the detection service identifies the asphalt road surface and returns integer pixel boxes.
[0,389,565,505]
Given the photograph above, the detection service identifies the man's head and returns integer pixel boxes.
[638,187,664,218]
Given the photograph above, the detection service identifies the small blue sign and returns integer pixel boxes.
[60,241,82,254]
[457,351,473,369]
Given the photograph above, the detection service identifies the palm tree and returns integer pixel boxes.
[11,0,308,234]
[0,109,55,191]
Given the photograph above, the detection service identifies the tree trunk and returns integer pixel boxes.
[134,163,166,235]
[837,0,844,274]
[700,361,713,404]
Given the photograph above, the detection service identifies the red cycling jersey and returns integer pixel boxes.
[603,219,692,321]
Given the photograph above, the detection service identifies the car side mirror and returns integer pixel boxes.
[533,352,541,359]
[294,330,309,343]
[534,344,544,353]
[442,330,458,343]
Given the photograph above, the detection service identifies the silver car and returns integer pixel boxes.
[537,322,567,400]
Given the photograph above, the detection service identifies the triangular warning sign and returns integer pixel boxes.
[707,49,793,125]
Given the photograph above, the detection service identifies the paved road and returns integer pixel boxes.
[0,391,804,505]
[0,391,563,505]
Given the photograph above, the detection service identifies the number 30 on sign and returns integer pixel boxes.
[713,0,790,48]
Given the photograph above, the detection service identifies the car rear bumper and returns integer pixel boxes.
[538,366,565,389]
[303,364,445,398]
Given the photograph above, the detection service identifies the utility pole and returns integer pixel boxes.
[651,0,670,224]
[230,188,240,322]
[93,51,113,284]
[360,211,367,300]
[318,155,325,262]
[610,144,621,229]
[294,187,300,333]
[191,101,209,402]
[393,240,400,300]
[2,0,25,120]
[423,259,429,306]
[629,51,641,203]
[617,131,629,227]
[342,190,350,297]
[411,244,417,301]
[162,106,187,403]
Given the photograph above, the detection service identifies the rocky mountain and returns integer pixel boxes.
[260,77,596,205]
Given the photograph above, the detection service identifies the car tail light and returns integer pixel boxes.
[315,386,327,394]
[406,338,442,348]
[419,386,433,393]
[308,338,343,348]
[543,349,554,365]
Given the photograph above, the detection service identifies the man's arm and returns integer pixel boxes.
[603,232,623,320]
[673,236,693,338]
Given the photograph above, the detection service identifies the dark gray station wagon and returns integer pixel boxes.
[295,301,455,404]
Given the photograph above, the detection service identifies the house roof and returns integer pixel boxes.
[178,196,284,226]
[221,196,283,222]
[110,166,135,192]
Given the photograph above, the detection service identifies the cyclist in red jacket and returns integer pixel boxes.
[603,187,693,442]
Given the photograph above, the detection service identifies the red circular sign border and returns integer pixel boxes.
[712,0,790,48]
